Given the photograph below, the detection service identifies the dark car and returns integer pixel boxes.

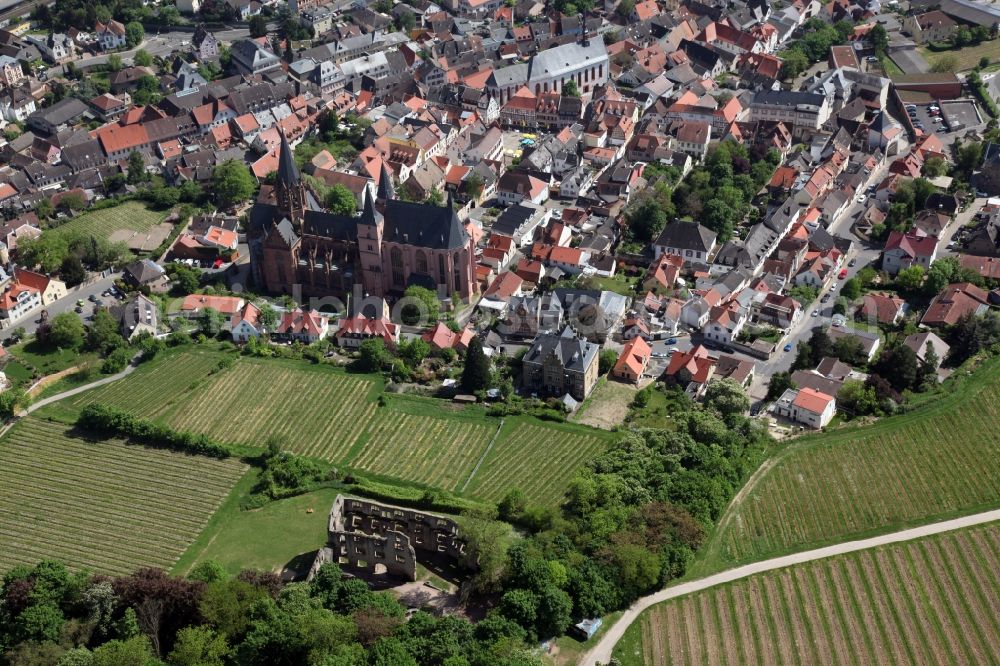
[88,294,98,302]
[74,306,83,313]
[666,337,677,345]
[848,258,857,267]
[783,343,793,352]
[821,294,831,303]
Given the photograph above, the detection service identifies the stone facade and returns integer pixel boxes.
[308,495,470,582]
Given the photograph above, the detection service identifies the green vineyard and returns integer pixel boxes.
[0,418,246,575]
[615,522,1000,666]
[703,357,1000,571]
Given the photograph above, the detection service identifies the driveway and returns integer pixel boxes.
[580,508,1000,666]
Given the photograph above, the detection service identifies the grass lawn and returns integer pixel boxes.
[613,521,1000,666]
[693,354,1000,575]
[2,360,33,388]
[49,201,168,242]
[571,377,636,430]
[7,340,99,381]
[550,612,623,666]
[880,55,904,77]
[623,386,687,431]
[0,417,246,576]
[918,40,1000,71]
[172,470,338,577]
[583,273,640,297]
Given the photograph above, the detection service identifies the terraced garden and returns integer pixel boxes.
[39,348,612,508]
[166,359,381,460]
[50,201,168,243]
[65,348,228,418]
[465,422,608,506]
[615,521,1000,666]
[698,357,1000,572]
[0,418,246,575]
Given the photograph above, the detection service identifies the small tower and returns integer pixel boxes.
[274,131,307,225]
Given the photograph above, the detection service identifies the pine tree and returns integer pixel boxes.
[462,336,491,392]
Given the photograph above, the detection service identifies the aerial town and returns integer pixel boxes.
[1,0,1000,661]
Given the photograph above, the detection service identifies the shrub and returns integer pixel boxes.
[101,347,132,374]
[77,404,231,458]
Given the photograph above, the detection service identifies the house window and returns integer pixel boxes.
[453,252,462,292]
[438,254,446,284]
[416,250,428,274]
[390,247,404,286]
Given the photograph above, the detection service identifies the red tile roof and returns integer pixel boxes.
[793,387,835,414]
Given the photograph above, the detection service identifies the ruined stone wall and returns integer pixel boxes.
[309,495,471,582]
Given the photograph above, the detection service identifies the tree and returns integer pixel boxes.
[703,378,750,417]
[48,312,85,349]
[870,24,889,56]
[766,371,795,400]
[324,184,356,216]
[872,344,919,392]
[781,48,809,79]
[128,151,147,184]
[461,336,491,392]
[125,21,144,48]
[258,304,278,332]
[167,262,201,294]
[199,307,224,337]
[922,155,948,178]
[616,0,635,16]
[562,80,580,97]
[957,141,984,174]
[60,254,86,285]
[832,336,865,366]
[625,198,668,244]
[841,277,861,301]
[980,56,991,70]
[88,309,126,354]
[133,49,153,67]
[598,348,618,375]
[213,160,256,208]
[58,191,87,212]
[808,327,832,366]
[107,53,123,72]
[91,637,156,666]
[249,14,268,38]
[397,10,415,32]
[188,560,227,584]
[102,345,133,373]
[837,379,879,416]
[399,338,430,367]
[896,265,925,292]
[168,626,229,666]
[400,285,441,326]
[357,338,389,372]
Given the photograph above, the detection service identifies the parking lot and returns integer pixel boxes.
[940,100,983,133]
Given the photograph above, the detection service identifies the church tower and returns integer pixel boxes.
[274,131,307,225]
[375,162,395,212]
[356,188,385,298]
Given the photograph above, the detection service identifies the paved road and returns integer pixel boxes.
[23,357,138,414]
[3,273,120,338]
[581,507,1000,666]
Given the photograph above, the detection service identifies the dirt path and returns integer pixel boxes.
[21,357,140,416]
[581,508,1000,666]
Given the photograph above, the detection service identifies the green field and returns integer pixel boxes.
[50,201,167,241]
[919,39,1000,71]
[172,471,338,577]
[697,357,1000,573]
[0,417,246,575]
[614,522,1000,665]
[41,347,613,508]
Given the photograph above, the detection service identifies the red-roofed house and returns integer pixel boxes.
[664,345,716,396]
[274,308,329,343]
[181,294,245,317]
[773,387,836,428]
[921,283,990,327]
[613,336,652,384]
[231,302,263,343]
[859,293,907,325]
[15,268,66,305]
[883,229,938,275]
[336,314,399,348]
[482,270,524,303]
[421,321,475,351]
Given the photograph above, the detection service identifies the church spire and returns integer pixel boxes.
[274,130,306,223]
[376,162,395,203]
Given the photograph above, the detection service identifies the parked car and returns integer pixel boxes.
[821,294,831,303]
[88,294,97,302]
[848,258,857,267]
[665,337,677,344]
[839,268,848,279]
[784,343,793,352]
[811,309,819,317]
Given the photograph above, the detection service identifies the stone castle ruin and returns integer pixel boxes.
[308,495,471,582]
